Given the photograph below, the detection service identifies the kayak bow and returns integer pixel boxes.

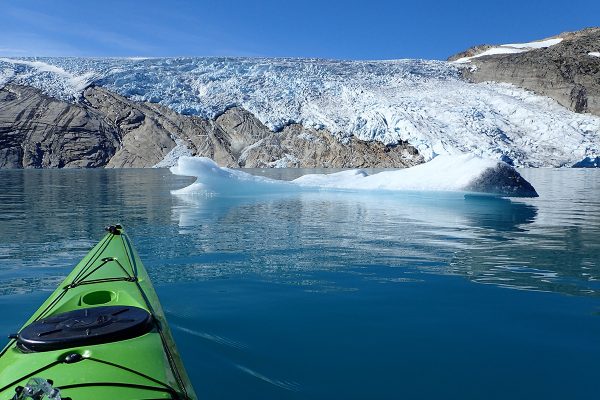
[0,225,197,400]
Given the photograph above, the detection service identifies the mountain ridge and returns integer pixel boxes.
[449,27,600,116]
[1,28,600,168]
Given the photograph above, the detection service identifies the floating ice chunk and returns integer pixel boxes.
[170,156,298,195]
[171,154,538,197]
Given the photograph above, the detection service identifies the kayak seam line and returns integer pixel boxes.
[71,233,113,283]
[34,287,69,322]
[121,233,189,399]
[0,339,15,358]
[57,382,177,398]
[122,234,138,277]
[0,360,62,393]
[87,356,178,393]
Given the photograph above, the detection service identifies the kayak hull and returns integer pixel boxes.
[0,226,197,400]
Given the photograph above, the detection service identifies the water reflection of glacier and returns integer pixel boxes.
[169,191,600,296]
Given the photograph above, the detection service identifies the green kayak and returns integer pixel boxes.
[0,225,197,400]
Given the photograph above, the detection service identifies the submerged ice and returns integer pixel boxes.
[170,155,538,197]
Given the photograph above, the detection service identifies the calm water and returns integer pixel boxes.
[0,168,599,399]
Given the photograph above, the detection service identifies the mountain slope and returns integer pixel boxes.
[1,32,600,168]
[0,84,420,168]
[450,28,600,116]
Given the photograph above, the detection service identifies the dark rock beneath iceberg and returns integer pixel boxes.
[465,163,538,197]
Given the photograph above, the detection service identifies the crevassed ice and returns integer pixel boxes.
[1,56,599,167]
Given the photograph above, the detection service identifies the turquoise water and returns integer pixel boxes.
[0,168,599,399]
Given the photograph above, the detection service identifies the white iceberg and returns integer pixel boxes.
[170,155,538,197]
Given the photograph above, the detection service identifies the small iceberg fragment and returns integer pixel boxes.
[170,154,538,197]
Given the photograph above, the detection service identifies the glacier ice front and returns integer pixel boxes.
[1,57,599,168]
[170,155,538,197]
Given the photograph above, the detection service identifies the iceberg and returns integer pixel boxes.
[170,155,538,197]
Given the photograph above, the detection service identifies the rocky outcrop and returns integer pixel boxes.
[447,45,494,62]
[452,28,600,116]
[464,163,538,197]
[0,84,423,169]
[0,85,119,168]
[238,123,420,168]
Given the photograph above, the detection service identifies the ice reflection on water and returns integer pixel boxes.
[0,168,598,298]
[168,191,551,293]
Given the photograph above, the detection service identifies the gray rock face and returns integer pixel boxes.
[453,28,600,116]
[447,44,494,62]
[0,85,119,168]
[239,123,421,168]
[0,85,423,169]
[465,163,538,197]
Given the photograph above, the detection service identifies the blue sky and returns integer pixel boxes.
[1,0,598,60]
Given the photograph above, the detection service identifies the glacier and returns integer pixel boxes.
[1,56,599,167]
[170,155,538,197]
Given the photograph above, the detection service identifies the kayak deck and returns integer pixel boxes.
[0,226,197,400]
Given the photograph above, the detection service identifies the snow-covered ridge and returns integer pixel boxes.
[170,155,538,197]
[453,38,563,63]
[0,56,599,167]
[0,57,99,98]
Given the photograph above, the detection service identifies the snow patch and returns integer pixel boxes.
[589,52,600,58]
[503,38,563,49]
[454,38,563,63]
[0,57,98,99]
[269,154,300,168]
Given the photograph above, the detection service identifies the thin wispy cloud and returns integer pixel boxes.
[2,4,157,56]
[0,48,26,55]
[1,0,598,59]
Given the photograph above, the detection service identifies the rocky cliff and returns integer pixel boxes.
[451,28,600,116]
[0,84,422,169]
